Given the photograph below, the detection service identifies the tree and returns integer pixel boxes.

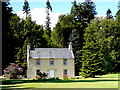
[116,10,120,22]
[3,63,23,79]
[69,29,82,75]
[71,1,97,23]
[80,18,120,78]
[51,0,97,75]
[2,1,14,72]
[16,17,48,76]
[44,0,52,37]
[69,0,97,75]
[51,14,74,48]
[80,18,105,78]
[22,0,30,19]
[106,9,113,19]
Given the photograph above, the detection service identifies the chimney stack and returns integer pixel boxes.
[27,43,31,50]
[68,42,72,50]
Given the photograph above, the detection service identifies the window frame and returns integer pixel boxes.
[63,59,68,65]
[50,59,54,66]
[63,69,67,75]
[36,70,40,76]
[36,60,40,66]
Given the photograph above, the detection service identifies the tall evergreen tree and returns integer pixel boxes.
[71,0,77,14]
[106,9,113,19]
[80,18,106,78]
[69,0,97,75]
[80,18,120,78]
[51,14,74,48]
[22,0,30,19]
[45,0,52,37]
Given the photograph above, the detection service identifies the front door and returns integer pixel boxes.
[49,70,55,78]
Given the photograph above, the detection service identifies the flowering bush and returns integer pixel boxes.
[63,75,68,80]
[3,63,23,79]
[35,75,41,79]
[63,75,68,78]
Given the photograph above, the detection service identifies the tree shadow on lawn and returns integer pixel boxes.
[1,85,33,89]
[34,79,120,83]
[2,79,120,85]
[2,79,35,85]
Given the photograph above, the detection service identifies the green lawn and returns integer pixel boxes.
[1,73,119,89]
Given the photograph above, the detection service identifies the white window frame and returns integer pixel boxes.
[36,60,40,66]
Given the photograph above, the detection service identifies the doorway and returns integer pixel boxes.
[49,70,55,78]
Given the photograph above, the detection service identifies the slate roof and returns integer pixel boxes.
[30,48,74,59]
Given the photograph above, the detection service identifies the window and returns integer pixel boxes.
[63,69,67,75]
[63,59,67,65]
[50,59,54,65]
[36,60,40,66]
[36,70,40,76]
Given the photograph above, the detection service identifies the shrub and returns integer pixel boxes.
[3,63,23,79]
[56,77,59,80]
[63,75,68,80]
[36,72,48,79]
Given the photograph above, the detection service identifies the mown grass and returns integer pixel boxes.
[1,73,119,89]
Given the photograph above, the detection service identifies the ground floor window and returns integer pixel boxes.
[36,70,40,76]
[63,69,67,75]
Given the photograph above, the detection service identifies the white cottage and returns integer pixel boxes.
[27,43,75,79]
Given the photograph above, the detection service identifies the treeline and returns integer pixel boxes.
[2,1,49,76]
[51,0,120,77]
[2,0,120,78]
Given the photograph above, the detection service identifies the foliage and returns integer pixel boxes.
[116,10,120,23]
[22,0,30,19]
[71,0,97,23]
[70,0,97,75]
[44,0,52,37]
[37,72,48,79]
[2,2,15,71]
[3,63,23,79]
[51,14,74,48]
[80,18,120,78]
[15,17,48,76]
[106,9,113,19]
[51,0,97,75]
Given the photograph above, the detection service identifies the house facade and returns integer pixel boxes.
[27,43,75,79]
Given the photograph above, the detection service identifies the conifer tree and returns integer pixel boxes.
[45,0,52,37]
[80,18,106,78]
[69,0,97,75]
[22,0,30,19]
[106,9,113,19]
[80,18,120,78]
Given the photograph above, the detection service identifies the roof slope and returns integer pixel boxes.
[30,48,74,59]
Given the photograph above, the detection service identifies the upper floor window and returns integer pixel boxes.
[50,59,54,65]
[63,59,67,65]
[36,60,40,66]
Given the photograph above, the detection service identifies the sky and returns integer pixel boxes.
[9,0,120,29]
